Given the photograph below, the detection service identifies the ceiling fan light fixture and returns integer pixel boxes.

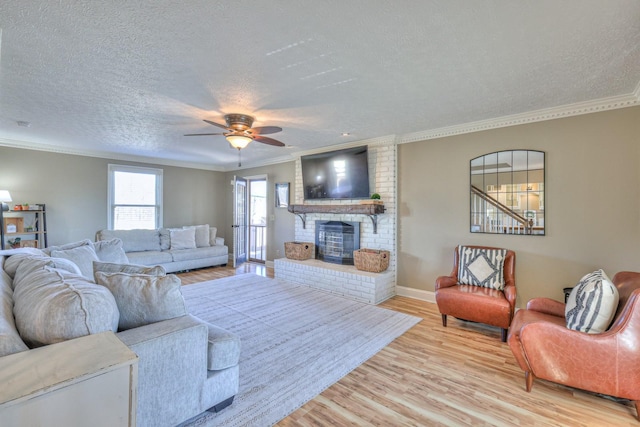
[226,134,252,149]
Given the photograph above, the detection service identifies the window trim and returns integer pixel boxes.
[108,164,163,230]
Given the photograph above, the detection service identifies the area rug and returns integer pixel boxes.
[178,274,420,427]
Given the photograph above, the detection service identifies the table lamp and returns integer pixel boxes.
[0,190,12,212]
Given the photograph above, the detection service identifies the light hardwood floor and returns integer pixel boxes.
[178,265,637,426]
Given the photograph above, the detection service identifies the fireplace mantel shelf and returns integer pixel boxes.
[287,204,385,233]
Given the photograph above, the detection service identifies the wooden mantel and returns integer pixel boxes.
[287,203,385,233]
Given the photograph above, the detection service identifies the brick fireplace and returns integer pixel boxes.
[274,141,397,305]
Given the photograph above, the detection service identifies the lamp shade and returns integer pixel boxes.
[0,190,12,203]
[226,135,252,149]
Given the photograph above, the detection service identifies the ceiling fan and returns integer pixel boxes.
[185,113,285,166]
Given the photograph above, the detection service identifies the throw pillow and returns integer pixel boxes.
[93,238,129,264]
[13,267,119,347]
[209,227,218,246]
[94,271,187,331]
[5,254,82,284]
[457,246,508,290]
[566,269,619,334]
[93,260,166,282]
[51,244,100,280]
[42,239,93,256]
[183,224,211,248]
[169,227,197,250]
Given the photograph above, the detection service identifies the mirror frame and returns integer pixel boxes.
[470,150,545,236]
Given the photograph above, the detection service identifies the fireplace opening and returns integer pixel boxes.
[315,220,360,265]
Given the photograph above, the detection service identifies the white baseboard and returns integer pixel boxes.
[395,286,436,304]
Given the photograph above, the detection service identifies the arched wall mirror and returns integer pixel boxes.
[470,150,545,235]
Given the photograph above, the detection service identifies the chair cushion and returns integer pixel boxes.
[457,246,508,290]
[436,284,511,329]
[95,271,187,331]
[566,269,619,334]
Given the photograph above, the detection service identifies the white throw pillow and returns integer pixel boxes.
[209,227,218,246]
[93,238,129,264]
[93,261,166,283]
[51,245,100,280]
[170,227,197,250]
[95,271,187,331]
[183,224,210,248]
[566,269,619,334]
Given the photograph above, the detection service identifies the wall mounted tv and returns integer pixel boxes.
[301,146,370,200]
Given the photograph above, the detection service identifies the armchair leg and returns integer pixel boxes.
[441,314,447,327]
[501,328,507,342]
[635,401,640,421]
[525,371,534,392]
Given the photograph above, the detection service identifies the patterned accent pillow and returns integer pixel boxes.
[457,246,508,290]
[566,269,619,334]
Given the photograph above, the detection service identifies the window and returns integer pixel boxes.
[108,164,163,230]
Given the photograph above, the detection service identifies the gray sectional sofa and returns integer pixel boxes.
[96,224,228,273]
[0,240,240,427]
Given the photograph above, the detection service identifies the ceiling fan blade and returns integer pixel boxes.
[203,119,230,130]
[184,132,224,136]
[253,135,285,147]
[251,126,282,135]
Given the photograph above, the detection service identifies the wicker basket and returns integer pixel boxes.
[353,248,390,273]
[284,242,315,260]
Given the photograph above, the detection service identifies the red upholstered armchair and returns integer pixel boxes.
[435,245,516,342]
[508,271,640,420]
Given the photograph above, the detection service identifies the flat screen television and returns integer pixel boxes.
[301,146,370,200]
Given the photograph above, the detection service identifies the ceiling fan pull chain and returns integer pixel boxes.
[238,148,242,167]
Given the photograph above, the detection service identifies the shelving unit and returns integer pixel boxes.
[0,205,47,250]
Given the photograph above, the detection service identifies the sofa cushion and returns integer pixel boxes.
[13,263,119,347]
[202,321,241,370]
[183,225,210,248]
[0,262,29,357]
[51,244,100,280]
[566,269,619,334]
[1,249,47,278]
[93,261,166,281]
[457,246,507,290]
[97,229,161,253]
[170,227,196,250]
[167,246,228,262]
[125,250,173,266]
[93,238,129,264]
[95,272,187,331]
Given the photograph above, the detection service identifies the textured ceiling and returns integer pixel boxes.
[0,1,639,170]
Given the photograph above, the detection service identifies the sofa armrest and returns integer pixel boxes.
[214,237,225,246]
[526,297,565,317]
[116,315,210,426]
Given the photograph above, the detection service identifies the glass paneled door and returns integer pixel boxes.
[249,179,267,262]
[233,176,248,267]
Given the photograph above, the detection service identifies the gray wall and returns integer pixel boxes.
[224,162,296,262]
[398,106,640,306]
[0,147,228,245]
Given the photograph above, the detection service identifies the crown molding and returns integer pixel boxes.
[0,137,226,171]
[398,91,640,144]
[292,134,397,159]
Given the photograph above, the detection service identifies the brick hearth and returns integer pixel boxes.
[274,258,395,304]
